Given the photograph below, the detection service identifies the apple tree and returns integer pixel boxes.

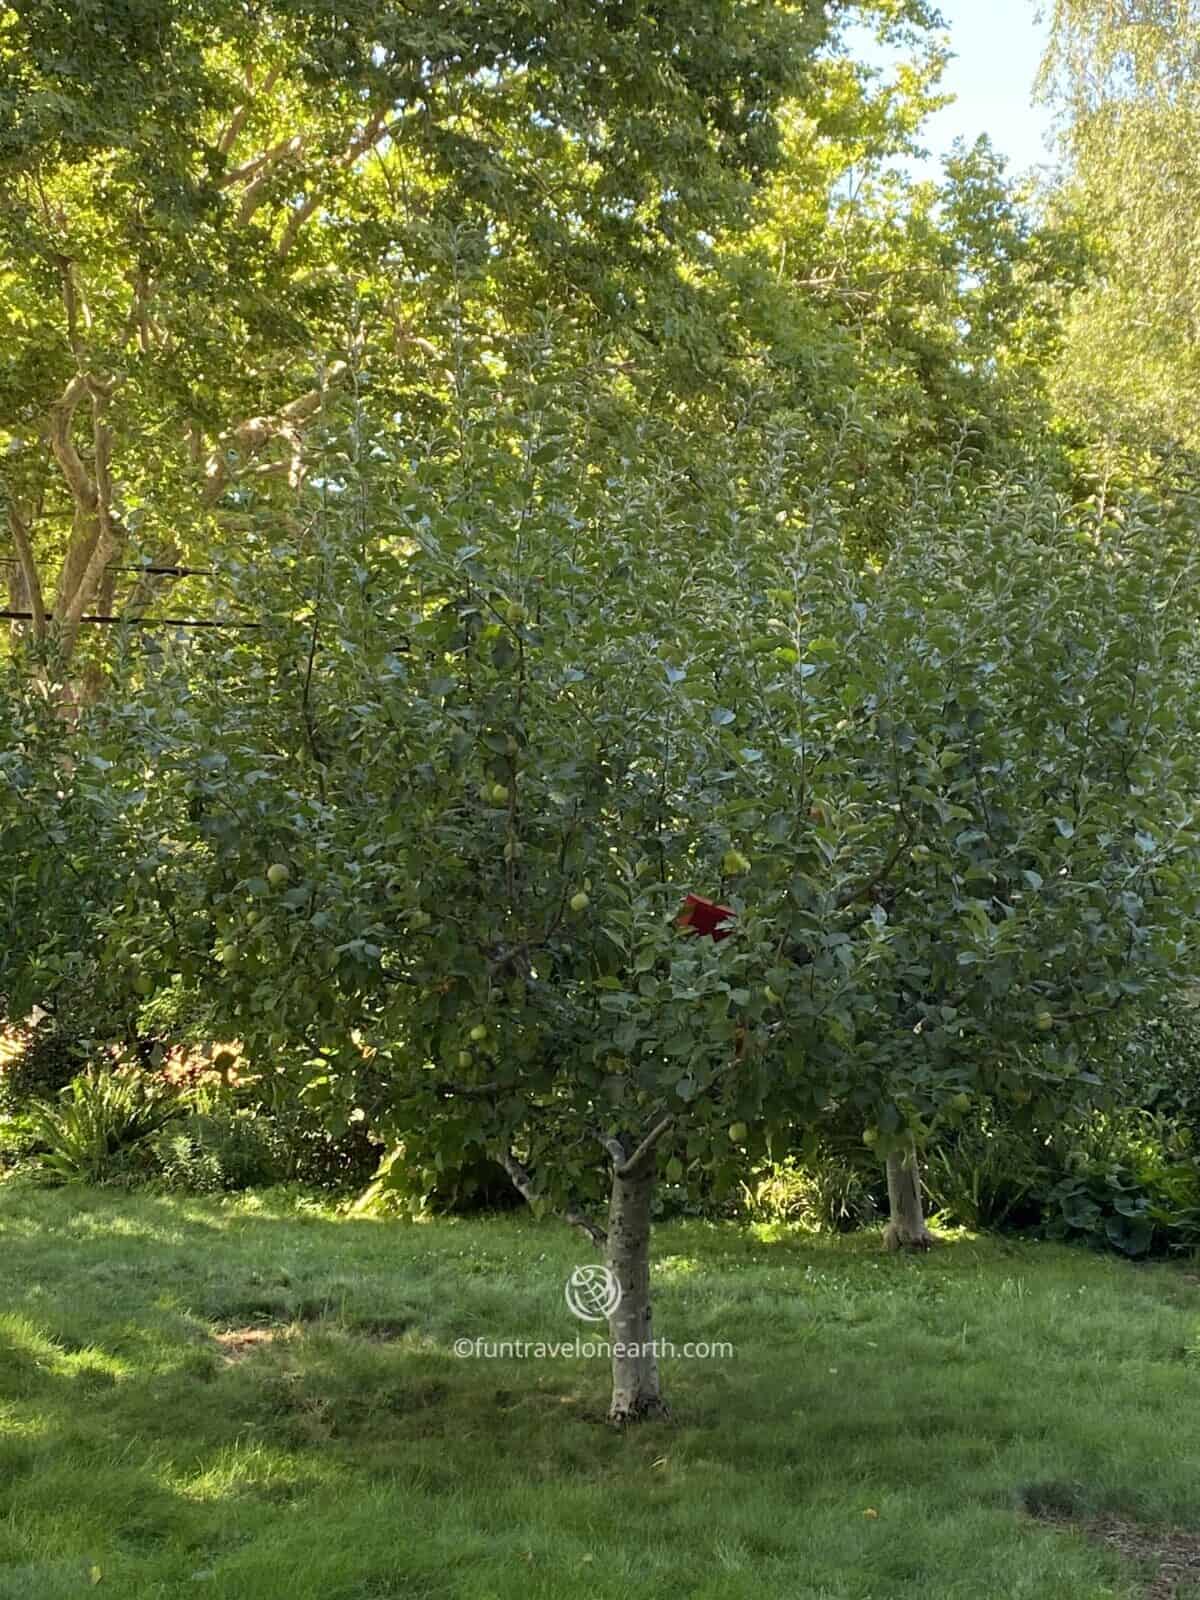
[78,356,1200,1417]
[705,471,1200,1248]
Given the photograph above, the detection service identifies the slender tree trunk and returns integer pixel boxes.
[883,1136,934,1251]
[605,1161,668,1423]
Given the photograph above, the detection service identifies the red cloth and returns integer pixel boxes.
[676,894,735,941]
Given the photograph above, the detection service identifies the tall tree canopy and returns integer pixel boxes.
[1040,0,1200,468]
[2,0,863,680]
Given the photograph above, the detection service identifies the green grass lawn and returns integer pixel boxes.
[1,1185,1199,1599]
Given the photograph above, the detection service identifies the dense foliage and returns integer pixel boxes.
[6,0,1200,1420]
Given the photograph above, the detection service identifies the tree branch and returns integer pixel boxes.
[56,391,120,653]
[220,134,304,191]
[616,1115,674,1177]
[6,503,46,641]
[216,62,283,163]
[501,1150,607,1247]
[201,363,347,504]
[47,377,95,512]
[599,1134,627,1166]
[276,115,389,260]
[835,814,915,909]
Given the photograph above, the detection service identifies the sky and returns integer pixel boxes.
[885,0,1059,178]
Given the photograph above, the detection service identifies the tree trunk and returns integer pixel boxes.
[605,1160,668,1423]
[883,1137,934,1251]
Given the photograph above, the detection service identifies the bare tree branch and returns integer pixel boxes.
[599,1134,627,1166]
[201,362,347,504]
[118,266,154,354]
[48,376,103,629]
[47,377,94,510]
[616,1115,674,1178]
[6,502,46,641]
[220,134,304,190]
[216,64,280,158]
[276,115,390,260]
[57,391,120,652]
[502,1150,607,1247]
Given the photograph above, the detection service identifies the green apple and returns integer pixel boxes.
[266,862,291,888]
[722,849,751,875]
[505,601,526,626]
[861,1126,879,1147]
[950,1092,971,1113]
[457,1050,473,1069]
[570,890,590,912]
[764,985,781,1004]
[132,972,155,996]
[1035,1010,1054,1031]
[469,1024,488,1043]
[490,783,510,805]
[728,1120,749,1144]
[216,943,237,966]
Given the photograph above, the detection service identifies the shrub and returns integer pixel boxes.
[151,1110,287,1193]
[923,1112,1052,1232]
[1041,1110,1200,1257]
[1110,999,1200,1122]
[0,1020,82,1112]
[26,1065,179,1185]
[742,1152,880,1232]
[0,1110,41,1172]
[356,1142,521,1216]
[261,1105,382,1192]
[922,1097,1200,1256]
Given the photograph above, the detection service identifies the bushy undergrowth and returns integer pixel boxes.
[1042,1112,1200,1257]
[24,1065,177,1185]
[741,1150,881,1232]
[0,1029,381,1193]
[152,1110,289,1193]
[735,1002,1200,1256]
[924,1104,1200,1259]
[0,1018,80,1112]
[6,995,1200,1256]
[0,1036,498,1205]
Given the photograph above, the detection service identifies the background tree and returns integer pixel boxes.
[1039,0,1200,472]
[1,0,852,689]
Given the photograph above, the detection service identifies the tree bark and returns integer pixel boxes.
[605,1160,668,1423]
[883,1137,934,1251]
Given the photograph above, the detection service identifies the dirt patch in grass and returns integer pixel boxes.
[1025,1491,1200,1598]
[214,1327,285,1364]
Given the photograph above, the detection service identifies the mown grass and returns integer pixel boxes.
[0,1184,1199,1599]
